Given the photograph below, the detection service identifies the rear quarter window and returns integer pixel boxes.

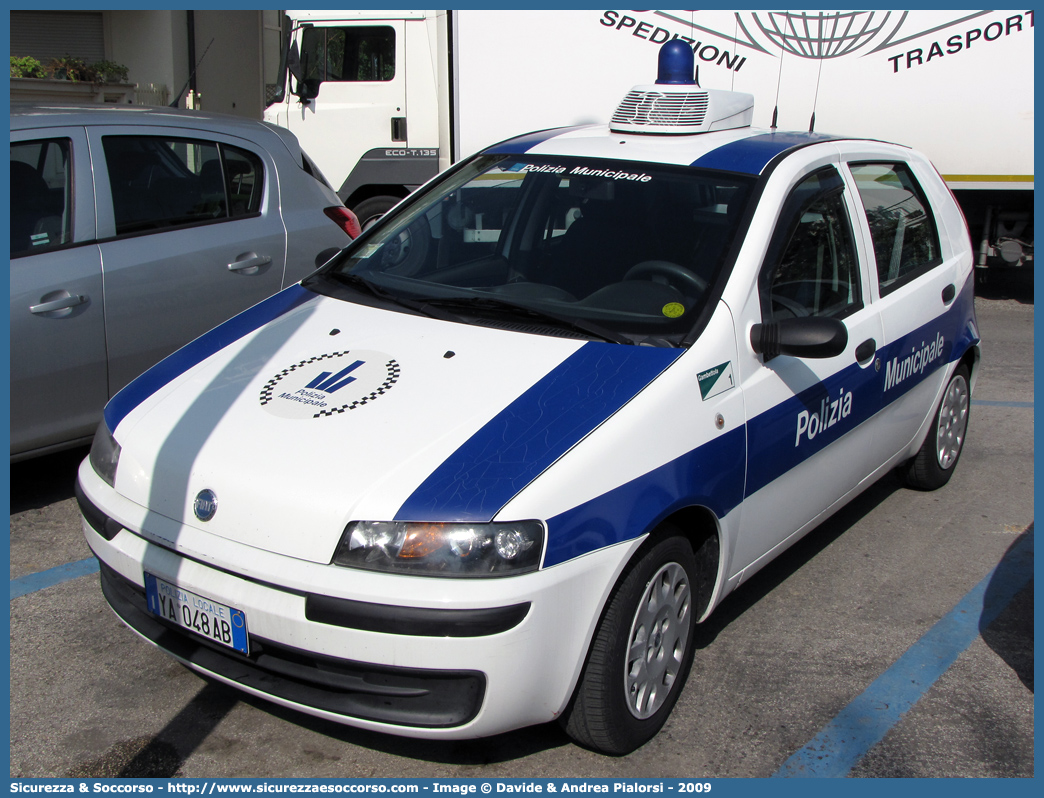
[10,138,73,256]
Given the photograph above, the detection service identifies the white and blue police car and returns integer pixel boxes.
[78,42,979,755]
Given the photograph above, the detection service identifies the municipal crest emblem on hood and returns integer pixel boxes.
[259,350,400,419]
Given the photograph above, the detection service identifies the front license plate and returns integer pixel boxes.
[144,573,249,655]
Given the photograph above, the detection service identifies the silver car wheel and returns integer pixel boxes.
[625,562,691,719]
[936,373,969,470]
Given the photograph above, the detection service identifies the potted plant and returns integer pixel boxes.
[48,55,90,81]
[10,56,46,79]
[90,60,129,84]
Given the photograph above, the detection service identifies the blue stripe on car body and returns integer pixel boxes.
[515,278,975,567]
[482,126,595,155]
[105,284,315,431]
[487,128,841,178]
[543,426,746,568]
[744,273,976,499]
[690,131,841,175]
[394,342,683,524]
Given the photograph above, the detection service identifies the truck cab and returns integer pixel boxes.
[264,10,445,227]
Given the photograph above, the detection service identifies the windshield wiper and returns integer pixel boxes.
[424,295,633,345]
[318,272,463,322]
[310,275,633,344]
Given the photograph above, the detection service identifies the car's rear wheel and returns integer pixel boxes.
[900,363,970,490]
[561,529,716,755]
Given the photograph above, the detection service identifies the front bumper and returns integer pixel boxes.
[77,460,643,739]
[97,560,486,727]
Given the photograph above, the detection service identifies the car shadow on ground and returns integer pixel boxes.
[690,471,904,649]
[10,444,90,514]
[979,524,1034,692]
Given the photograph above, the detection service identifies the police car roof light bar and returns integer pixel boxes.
[610,42,755,137]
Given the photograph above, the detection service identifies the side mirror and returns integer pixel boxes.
[297,78,321,102]
[287,39,320,102]
[750,316,848,360]
[287,40,304,84]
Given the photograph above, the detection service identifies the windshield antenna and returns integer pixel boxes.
[730,13,739,91]
[771,12,788,129]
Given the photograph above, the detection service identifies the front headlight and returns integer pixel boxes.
[89,421,121,487]
[332,520,544,577]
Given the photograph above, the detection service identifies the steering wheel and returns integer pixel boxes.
[382,217,430,275]
[624,260,707,296]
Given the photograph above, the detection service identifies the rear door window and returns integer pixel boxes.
[849,162,942,295]
[102,136,264,236]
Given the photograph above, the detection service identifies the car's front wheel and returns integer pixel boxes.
[900,363,971,490]
[561,529,716,755]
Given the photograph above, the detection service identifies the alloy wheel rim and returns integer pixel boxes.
[936,374,969,470]
[625,562,691,719]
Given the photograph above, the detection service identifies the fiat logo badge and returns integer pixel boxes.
[193,489,218,522]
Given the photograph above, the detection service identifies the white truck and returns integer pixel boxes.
[263,9,1033,273]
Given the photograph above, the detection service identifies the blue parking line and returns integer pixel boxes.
[10,557,99,600]
[774,527,1034,777]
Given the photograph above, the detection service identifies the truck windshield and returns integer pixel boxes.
[313,154,754,345]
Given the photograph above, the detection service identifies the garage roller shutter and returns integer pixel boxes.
[10,11,105,64]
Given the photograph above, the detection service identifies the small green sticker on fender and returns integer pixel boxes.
[698,361,735,401]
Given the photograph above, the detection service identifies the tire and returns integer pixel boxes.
[352,195,401,231]
[900,364,971,491]
[561,530,717,755]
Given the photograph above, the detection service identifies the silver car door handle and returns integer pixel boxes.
[30,294,87,314]
[228,253,272,273]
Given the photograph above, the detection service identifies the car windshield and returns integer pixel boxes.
[311,154,754,345]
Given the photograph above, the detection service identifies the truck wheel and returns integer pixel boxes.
[900,364,970,491]
[562,530,714,755]
[353,196,401,231]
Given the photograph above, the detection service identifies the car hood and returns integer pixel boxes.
[108,286,681,564]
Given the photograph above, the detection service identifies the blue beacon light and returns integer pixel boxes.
[656,40,696,85]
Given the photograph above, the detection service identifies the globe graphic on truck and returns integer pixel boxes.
[748,10,900,59]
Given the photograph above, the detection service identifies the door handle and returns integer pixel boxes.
[855,338,877,363]
[942,283,956,304]
[30,293,87,315]
[228,253,272,274]
[391,116,407,142]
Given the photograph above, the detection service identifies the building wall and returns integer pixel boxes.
[10,9,265,118]
[193,10,264,118]
[108,10,186,106]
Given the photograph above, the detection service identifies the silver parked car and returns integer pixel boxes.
[10,105,360,461]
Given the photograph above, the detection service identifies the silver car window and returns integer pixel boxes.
[10,138,73,256]
[102,136,264,236]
